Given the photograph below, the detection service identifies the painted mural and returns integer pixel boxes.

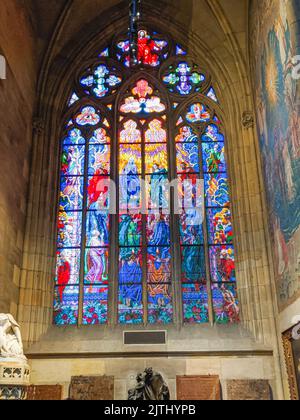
[250,0,300,311]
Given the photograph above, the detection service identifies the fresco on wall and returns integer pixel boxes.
[250,0,300,311]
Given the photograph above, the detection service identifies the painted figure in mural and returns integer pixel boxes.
[120,158,141,208]
[85,230,108,285]
[0,314,26,360]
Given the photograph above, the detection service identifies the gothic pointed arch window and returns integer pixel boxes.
[54,29,239,326]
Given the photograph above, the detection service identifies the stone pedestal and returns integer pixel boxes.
[0,360,30,400]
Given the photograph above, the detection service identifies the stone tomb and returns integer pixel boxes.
[69,375,114,400]
[226,380,272,400]
[177,375,221,400]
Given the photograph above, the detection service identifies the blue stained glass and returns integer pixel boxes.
[119,175,142,210]
[209,245,235,283]
[202,142,226,173]
[89,128,110,144]
[207,208,233,245]
[54,286,79,326]
[76,107,101,126]
[176,142,200,173]
[147,213,170,246]
[119,214,142,247]
[204,173,230,207]
[212,283,239,324]
[83,286,108,324]
[180,210,204,245]
[57,211,82,248]
[63,128,85,145]
[88,144,110,175]
[148,284,173,324]
[59,177,83,211]
[86,211,110,247]
[207,87,218,103]
[119,247,143,284]
[99,48,109,57]
[176,45,187,55]
[202,124,224,142]
[163,62,205,95]
[80,65,122,98]
[181,246,206,282]
[146,174,169,210]
[176,126,198,142]
[182,284,209,323]
[61,145,85,176]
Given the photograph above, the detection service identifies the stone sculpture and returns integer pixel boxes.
[0,314,26,360]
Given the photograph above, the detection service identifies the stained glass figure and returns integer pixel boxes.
[209,245,235,283]
[145,119,167,143]
[163,62,205,95]
[212,283,239,324]
[117,30,168,67]
[207,208,233,245]
[202,124,224,142]
[148,284,173,324]
[59,177,83,211]
[204,174,229,207]
[57,211,82,248]
[84,248,109,285]
[87,176,110,210]
[89,128,111,144]
[88,144,110,175]
[120,80,166,114]
[63,128,85,145]
[61,145,85,176]
[202,143,226,173]
[80,64,122,98]
[186,103,210,123]
[55,249,81,286]
[120,120,142,143]
[118,248,143,324]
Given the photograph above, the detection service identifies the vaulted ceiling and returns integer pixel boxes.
[26,0,249,69]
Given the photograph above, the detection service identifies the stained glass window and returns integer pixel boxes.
[54,28,239,326]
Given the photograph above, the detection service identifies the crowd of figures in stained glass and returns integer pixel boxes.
[54,28,239,326]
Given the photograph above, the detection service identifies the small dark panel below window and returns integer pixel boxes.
[124,331,166,345]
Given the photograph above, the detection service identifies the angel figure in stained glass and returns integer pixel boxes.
[85,230,108,286]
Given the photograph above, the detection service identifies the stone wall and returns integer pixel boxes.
[28,355,276,400]
[0,1,36,315]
